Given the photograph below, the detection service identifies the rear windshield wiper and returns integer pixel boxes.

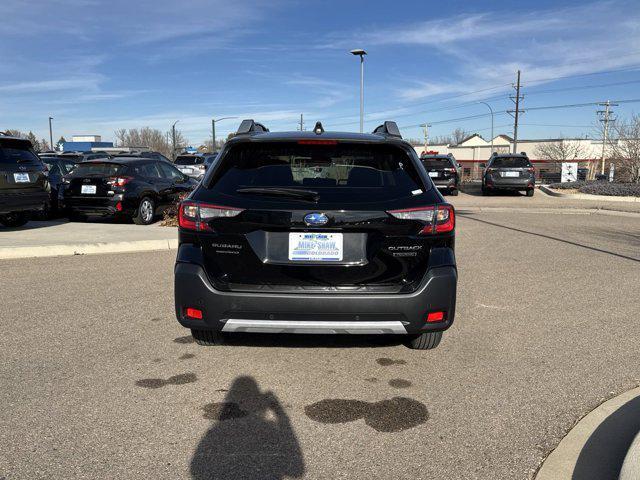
[236,187,320,202]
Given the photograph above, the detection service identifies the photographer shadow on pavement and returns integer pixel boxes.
[190,376,305,480]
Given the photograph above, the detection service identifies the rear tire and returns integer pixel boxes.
[0,211,29,228]
[449,188,459,196]
[481,186,489,196]
[403,331,442,350]
[526,188,534,197]
[191,329,224,346]
[133,197,155,225]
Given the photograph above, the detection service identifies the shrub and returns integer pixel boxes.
[578,183,640,197]
[548,181,589,190]
[161,192,189,227]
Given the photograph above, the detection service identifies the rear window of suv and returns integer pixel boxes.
[422,156,455,168]
[209,142,425,204]
[0,140,41,164]
[72,162,127,176]
[175,156,202,165]
[490,157,531,168]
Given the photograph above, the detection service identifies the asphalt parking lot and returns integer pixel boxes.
[1,204,639,479]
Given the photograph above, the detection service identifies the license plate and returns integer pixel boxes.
[428,171,439,177]
[81,185,97,194]
[288,232,343,262]
[13,173,29,183]
[502,171,519,177]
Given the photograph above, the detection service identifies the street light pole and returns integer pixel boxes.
[350,49,367,133]
[479,102,494,154]
[48,117,54,151]
[211,117,238,150]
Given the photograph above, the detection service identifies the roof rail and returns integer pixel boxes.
[236,119,269,135]
[372,121,402,139]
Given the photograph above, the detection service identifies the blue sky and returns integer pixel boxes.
[2,0,640,145]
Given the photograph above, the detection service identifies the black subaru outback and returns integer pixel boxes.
[0,134,49,227]
[174,120,457,350]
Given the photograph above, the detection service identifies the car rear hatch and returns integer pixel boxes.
[0,137,48,197]
[180,140,454,293]
[421,156,456,183]
[175,155,205,177]
[64,162,128,206]
[487,157,534,181]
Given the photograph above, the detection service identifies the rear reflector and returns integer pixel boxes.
[115,201,123,212]
[387,204,455,234]
[426,311,444,322]
[179,201,244,231]
[185,308,203,320]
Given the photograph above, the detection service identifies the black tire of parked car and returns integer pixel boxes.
[526,189,534,197]
[133,197,155,225]
[191,329,225,346]
[403,331,442,350]
[449,188,459,196]
[0,212,30,228]
[481,186,489,196]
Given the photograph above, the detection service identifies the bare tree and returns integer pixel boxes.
[609,114,640,183]
[114,127,188,159]
[3,129,26,138]
[431,128,471,146]
[535,138,586,166]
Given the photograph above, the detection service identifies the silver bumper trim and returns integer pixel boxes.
[221,319,408,335]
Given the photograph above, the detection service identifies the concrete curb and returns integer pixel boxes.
[456,207,640,217]
[536,386,640,480]
[539,185,640,202]
[0,238,178,260]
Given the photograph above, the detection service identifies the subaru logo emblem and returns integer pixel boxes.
[304,212,329,226]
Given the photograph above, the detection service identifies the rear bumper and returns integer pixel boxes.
[62,194,134,216]
[485,177,533,189]
[174,246,457,335]
[0,191,48,215]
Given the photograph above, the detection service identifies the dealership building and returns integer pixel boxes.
[414,134,604,181]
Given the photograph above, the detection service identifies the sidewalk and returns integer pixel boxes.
[536,387,640,480]
[0,219,177,259]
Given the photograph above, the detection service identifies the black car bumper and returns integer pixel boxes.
[0,191,49,215]
[62,194,134,217]
[485,177,534,190]
[174,245,457,335]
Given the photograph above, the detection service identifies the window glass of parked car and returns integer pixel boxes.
[422,156,455,168]
[73,162,127,176]
[489,156,531,168]
[158,162,186,181]
[0,144,41,164]
[210,142,424,205]
[175,155,203,165]
[138,162,162,178]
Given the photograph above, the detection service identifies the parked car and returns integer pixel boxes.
[0,134,49,227]
[481,152,535,196]
[175,153,219,179]
[420,153,461,196]
[174,120,457,350]
[62,158,197,224]
[39,154,78,216]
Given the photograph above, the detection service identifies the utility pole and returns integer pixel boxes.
[171,120,179,161]
[507,70,524,154]
[299,114,305,131]
[421,123,431,154]
[48,117,54,151]
[597,100,617,176]
[211,119,216,149]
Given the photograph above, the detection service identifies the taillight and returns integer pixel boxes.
[178,200,243,231]
[107,176,132,187]
[527,167,535,173]
[485,168,495,174]
[387,204,455,234]
[443,167,456,172]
